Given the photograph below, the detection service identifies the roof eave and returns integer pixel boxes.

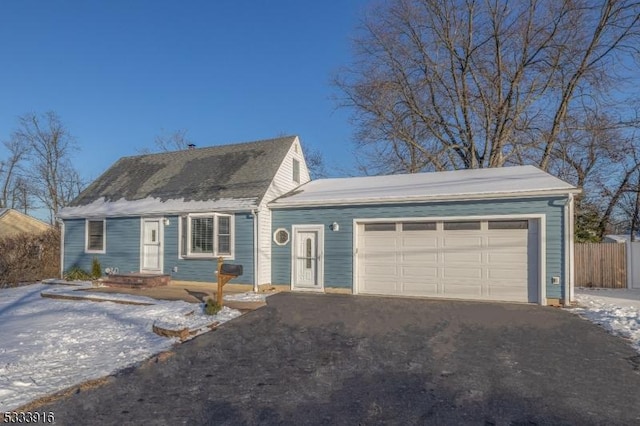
[268,188,582,209]
[57,204,260,220]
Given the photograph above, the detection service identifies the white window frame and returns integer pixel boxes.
[273,228,290,246]
[85,218,106,254]
[179,213,235,259]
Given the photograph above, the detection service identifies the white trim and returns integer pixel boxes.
[253,209,258,293]
[59,220,65,278]
[140,217,164,274]
[291,224,324,292]
[568,194,575,303]
[270,189,582,209]
[352,214,547,305]
[539,215,547,306]
[273,228,290,246]
[84,218,106,254]
[178,212,235,260]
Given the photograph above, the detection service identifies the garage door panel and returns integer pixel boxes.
[487,285,528,300]
[402,266,438,278]
[441,282,483,297]
[402,235,437,246]
[443,267,483,279]
[402,250,438,263]
[402,282,439,294]
[487,268,528,280]
[357,220,537,303]
[362,238,398,251]
[487,252,527,264]
[443,252,483,264]
[363,278,399,294]
[362,264,398,276]
[443,236,483,248]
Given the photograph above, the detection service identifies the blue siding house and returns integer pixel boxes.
[58,136,311,289]
[60,136,579,306]
[268,166,579,306]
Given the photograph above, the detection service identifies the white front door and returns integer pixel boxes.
[292,225,324,290]
[141,218,163,273]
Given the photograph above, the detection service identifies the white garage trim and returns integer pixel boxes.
[352,214,547,305]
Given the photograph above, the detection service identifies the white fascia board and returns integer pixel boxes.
[269,189,581,209]
[58,197,259,219]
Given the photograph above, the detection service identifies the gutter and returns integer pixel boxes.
[269,188,582,209]
[58,207,259,220]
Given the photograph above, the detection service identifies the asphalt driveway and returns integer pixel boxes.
[38,293,640,425]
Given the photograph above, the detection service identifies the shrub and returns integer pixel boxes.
[64,265,93,281]
[204,298,221,316]
[0,228,60,288]
[91,257,102,279]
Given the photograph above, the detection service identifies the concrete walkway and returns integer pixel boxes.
[75,281,268,311]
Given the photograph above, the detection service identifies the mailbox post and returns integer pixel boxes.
[216,257,243,308]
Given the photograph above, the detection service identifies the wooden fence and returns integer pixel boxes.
[575,243,627,288]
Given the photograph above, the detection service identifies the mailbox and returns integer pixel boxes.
[220,263,243,277]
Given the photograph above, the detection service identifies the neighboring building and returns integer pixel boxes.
[0,208,53,239]
[59,136,580,306]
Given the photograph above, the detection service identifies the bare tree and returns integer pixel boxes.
[0,138,28,209]
[302,145,327,179]
[335,0,640,173]
[10,177,33,214]
[138,128,192,154]
[154,128,192,151]
[11,112,84,222]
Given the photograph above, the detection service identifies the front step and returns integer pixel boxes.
[101,273,171,289]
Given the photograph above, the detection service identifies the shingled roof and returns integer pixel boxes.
[59,136,296,218]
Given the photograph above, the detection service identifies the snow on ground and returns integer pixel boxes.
[224,291,269,302]
[0,282,241,412]
[572,288,640,353]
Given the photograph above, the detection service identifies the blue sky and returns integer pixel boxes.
[0,1,371,189]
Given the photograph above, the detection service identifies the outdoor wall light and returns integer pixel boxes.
[330,222,340,231]
[164,218,171,226]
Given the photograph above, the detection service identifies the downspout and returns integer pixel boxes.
[252,209,259,293]
[564,194,575,306]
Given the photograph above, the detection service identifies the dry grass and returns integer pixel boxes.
[8,376,114,414]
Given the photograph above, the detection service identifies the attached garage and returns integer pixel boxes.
[270,165,580,306]
[356,217,539,302]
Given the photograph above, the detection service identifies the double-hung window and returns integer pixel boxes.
[85,219,106,253]
[181,213,234,258]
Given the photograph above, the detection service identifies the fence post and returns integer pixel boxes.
[626,239,632,289]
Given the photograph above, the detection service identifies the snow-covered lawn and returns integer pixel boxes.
[224,291,269,302]
[0,282,241,412]
[572,288,640,353]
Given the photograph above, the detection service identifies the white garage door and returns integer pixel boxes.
[356,219,538,302]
